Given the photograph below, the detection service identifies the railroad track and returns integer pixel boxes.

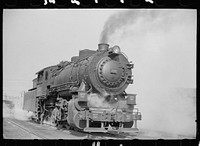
[64,127,138,139]
[5,118,48,139]
[42,122,127,139]
[24,119,138,139]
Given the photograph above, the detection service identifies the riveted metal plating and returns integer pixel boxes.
[97,58,125,88]
[87,51,131,95]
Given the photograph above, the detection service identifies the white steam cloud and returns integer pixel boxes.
[3,97,34,121]
[87,93,112,108]
[100,9,196,138]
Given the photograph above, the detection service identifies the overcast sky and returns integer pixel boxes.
[3,9,116,96]
[3,9,196,96]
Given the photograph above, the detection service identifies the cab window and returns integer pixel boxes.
[37,71,44,83]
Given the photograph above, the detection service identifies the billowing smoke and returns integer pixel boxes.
[100,10,195,44]
[11,107,34,121]
[100,9,164,43]
[3,102,14,118]
[3,97,34,121]
[137,88,196,138]
[100,9,196,138]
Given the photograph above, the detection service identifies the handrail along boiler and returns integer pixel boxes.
[23,43,141,132]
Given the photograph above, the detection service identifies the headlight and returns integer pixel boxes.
[112,46,120,54]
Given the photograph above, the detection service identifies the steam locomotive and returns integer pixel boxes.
[23,43,141,133]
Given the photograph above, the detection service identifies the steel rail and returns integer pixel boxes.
[29,119,136,139]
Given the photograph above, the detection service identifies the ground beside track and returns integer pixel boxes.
[3,117,87,139]
[3,117,194,139]
[3,118,42,139]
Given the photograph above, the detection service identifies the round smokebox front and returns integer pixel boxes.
[97,58,125,88]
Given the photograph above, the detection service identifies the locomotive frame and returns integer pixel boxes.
[23,43,141,133]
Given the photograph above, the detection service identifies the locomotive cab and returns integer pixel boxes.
[36,68,51,97]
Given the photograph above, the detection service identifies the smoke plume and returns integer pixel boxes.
[100,9,196,138]
[100,10,194,44]
[100,9,162,43]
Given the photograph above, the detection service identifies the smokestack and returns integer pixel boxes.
[98,43,109,51]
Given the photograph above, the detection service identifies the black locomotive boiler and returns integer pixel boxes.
[23,43,141,132]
